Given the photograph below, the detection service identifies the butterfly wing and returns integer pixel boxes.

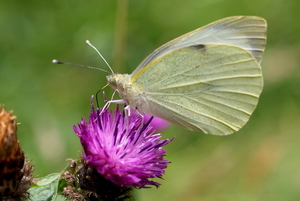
[129,16,266,135]
[131,16,266,77]
[131,43,263,135]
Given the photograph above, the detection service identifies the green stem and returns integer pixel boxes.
[112,0,128,74]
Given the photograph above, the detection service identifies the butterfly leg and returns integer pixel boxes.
[121,105,145,130]
[134,109,145,127]
[100,99,126,115]
[101,99,145,130]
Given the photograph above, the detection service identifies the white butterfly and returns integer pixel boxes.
[106,16,267,135]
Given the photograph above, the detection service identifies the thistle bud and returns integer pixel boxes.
[0,105,34,201]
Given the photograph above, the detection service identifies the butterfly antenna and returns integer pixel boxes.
[86,40,115,74]
[52,59,111,74]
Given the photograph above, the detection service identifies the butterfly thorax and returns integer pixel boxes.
[106,74,148,111]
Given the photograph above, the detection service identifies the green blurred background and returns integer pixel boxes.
[1,0,300,200]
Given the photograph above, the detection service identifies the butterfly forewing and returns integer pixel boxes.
[132,16,266,76]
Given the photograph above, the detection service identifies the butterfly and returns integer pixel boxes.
[106,16,267,135]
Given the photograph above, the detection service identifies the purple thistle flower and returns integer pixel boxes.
[73,106,172,188]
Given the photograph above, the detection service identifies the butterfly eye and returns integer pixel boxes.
[107,76,118,89]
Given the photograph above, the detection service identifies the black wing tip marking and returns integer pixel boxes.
[191,44,206,50]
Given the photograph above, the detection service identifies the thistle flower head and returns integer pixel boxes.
[73,104,172,188]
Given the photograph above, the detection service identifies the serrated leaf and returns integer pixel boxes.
[28,173,61,201]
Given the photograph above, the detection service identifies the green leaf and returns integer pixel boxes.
[28,173,61,201]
